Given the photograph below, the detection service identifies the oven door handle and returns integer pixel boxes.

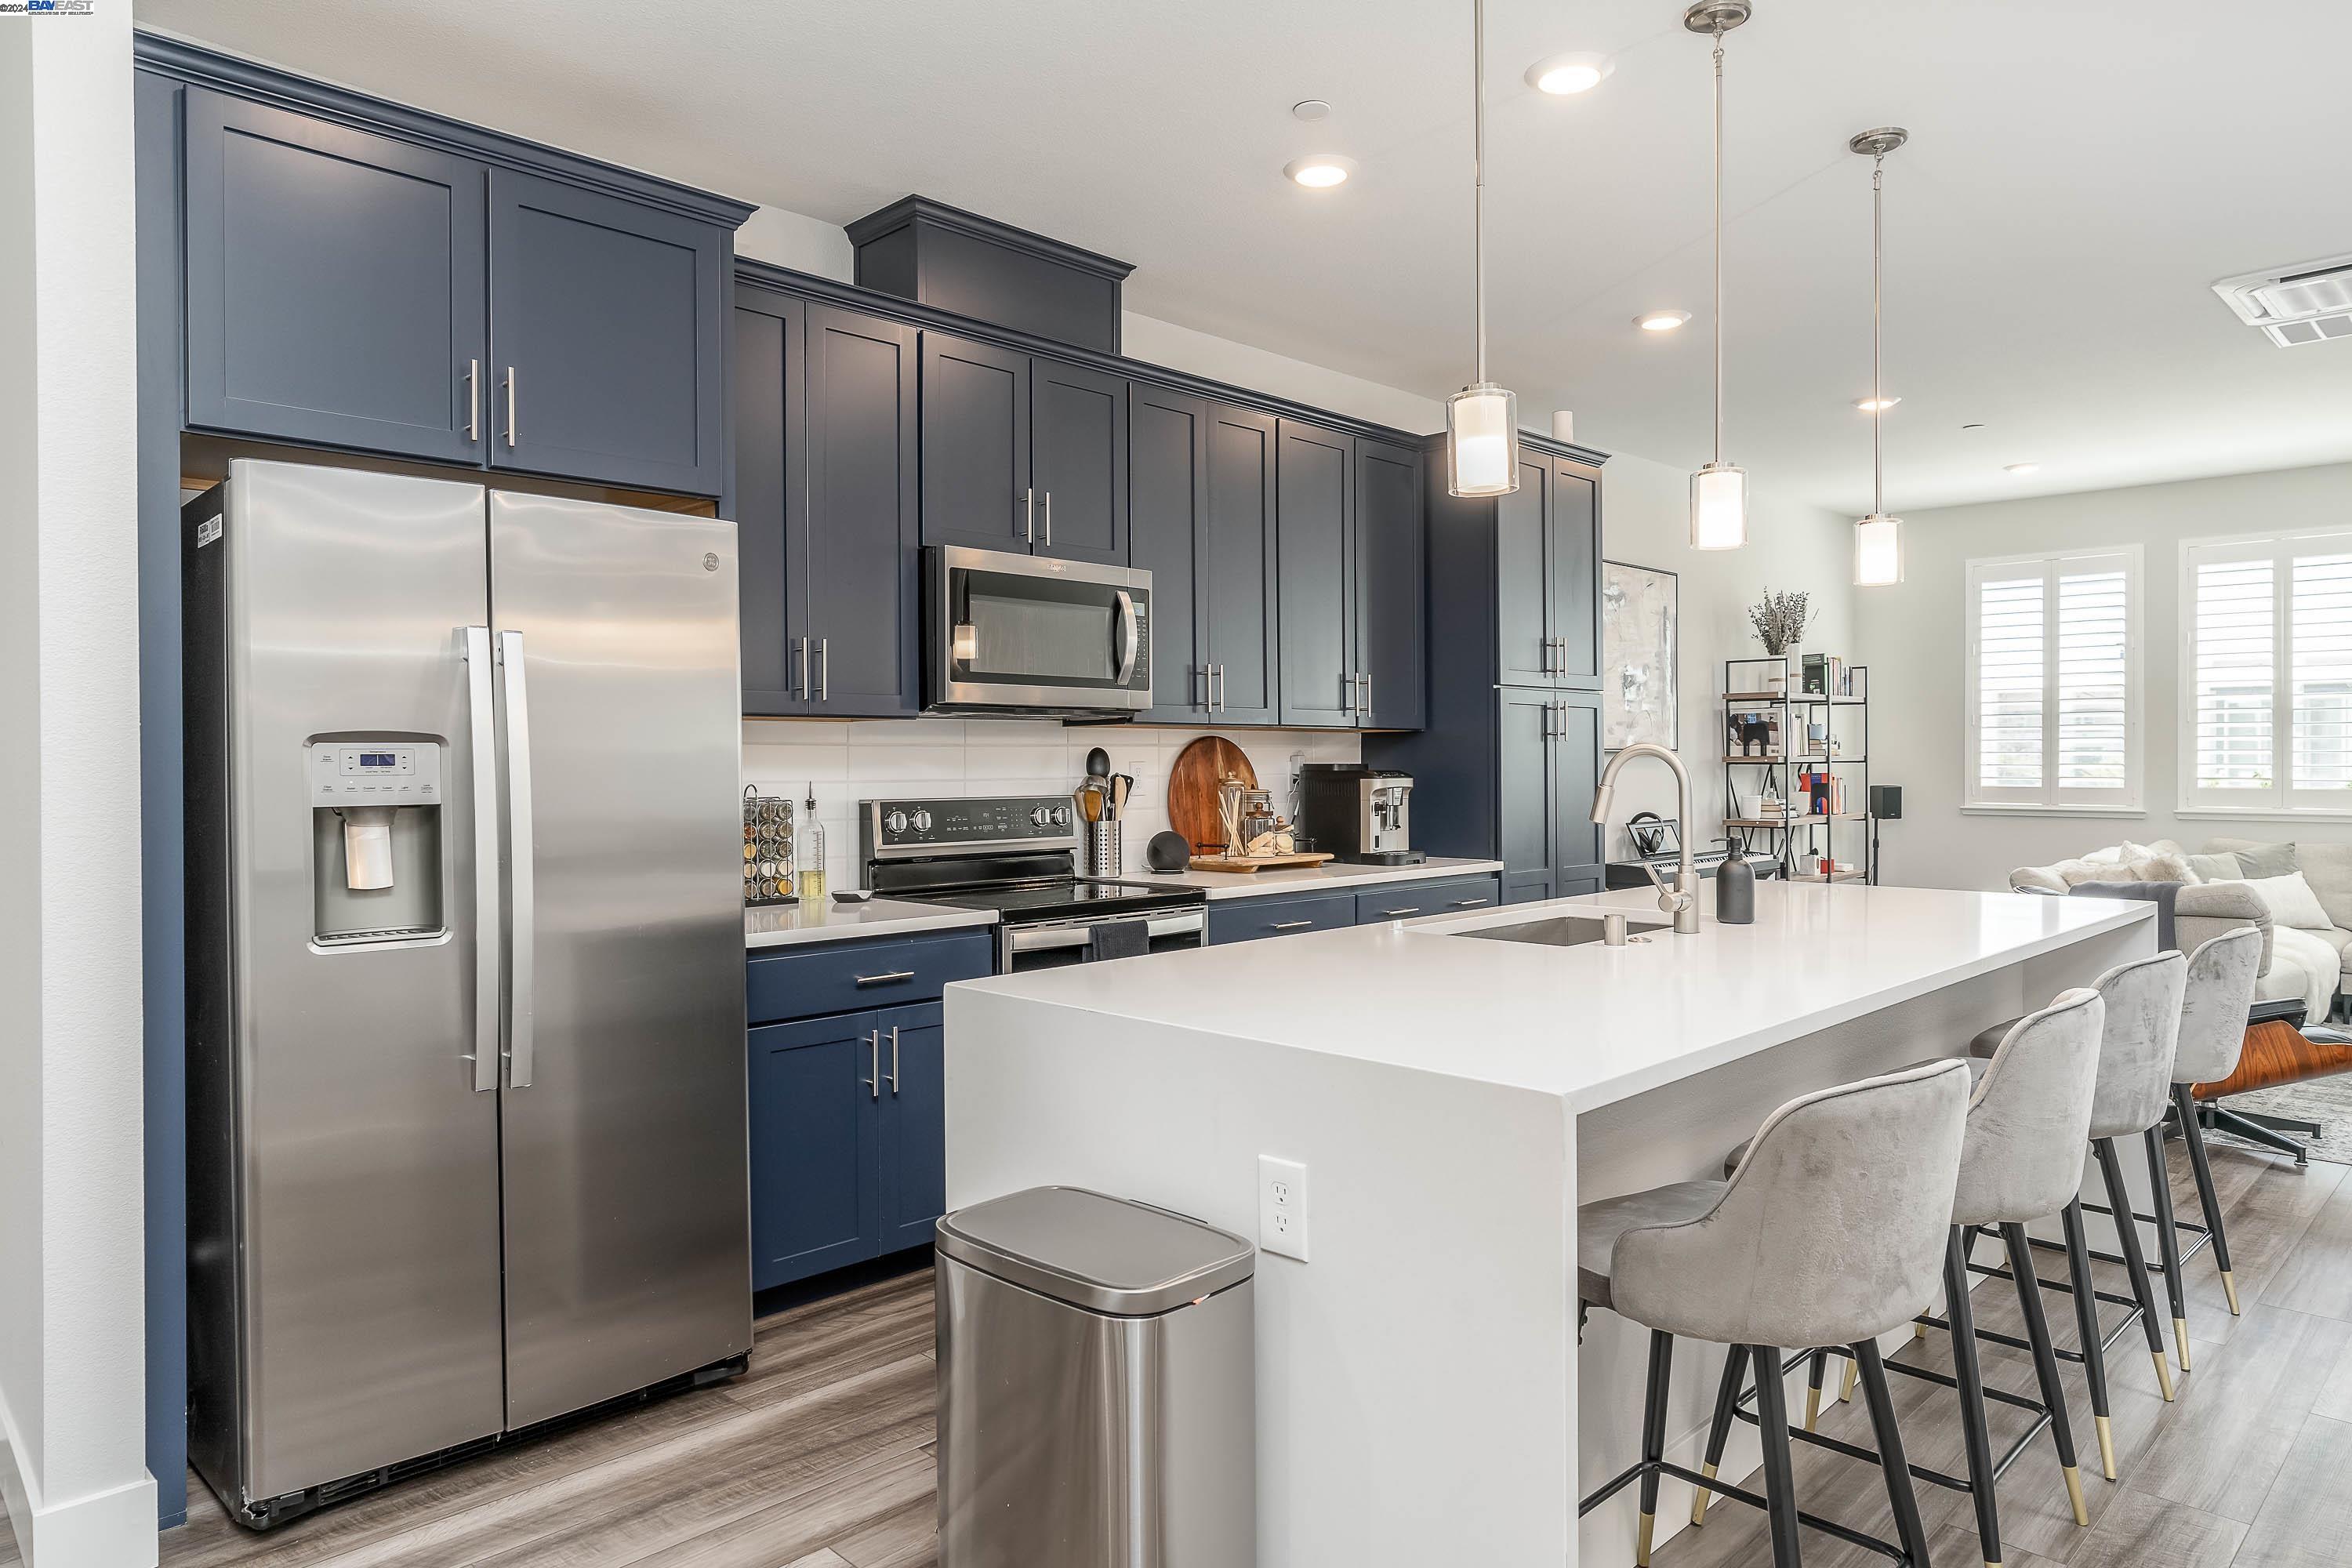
[1112,589,1139,688]
[1005,908,1207,954]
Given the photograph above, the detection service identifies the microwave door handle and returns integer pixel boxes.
[1112,590,1139,686]
[462,626,500,1093]
[497,630,536,1089]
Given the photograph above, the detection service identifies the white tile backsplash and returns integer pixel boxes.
[742,718,1363,889]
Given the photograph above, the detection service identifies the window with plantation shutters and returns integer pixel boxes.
[1965,549,2142,808]
[2181,530,2352,811]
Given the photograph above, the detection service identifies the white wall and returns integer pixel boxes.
[1856,462,2352,891]
[0,5,158,1565]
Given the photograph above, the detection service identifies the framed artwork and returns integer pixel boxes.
[1602,559,1678,752]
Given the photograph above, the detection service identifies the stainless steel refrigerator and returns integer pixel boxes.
[183,459,751,1527]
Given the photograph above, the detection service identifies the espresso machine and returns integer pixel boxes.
[1298,763,1422,866]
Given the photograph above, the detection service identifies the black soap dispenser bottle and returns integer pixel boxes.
[1716,836,1756,924]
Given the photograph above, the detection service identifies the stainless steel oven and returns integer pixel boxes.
[996,907,1207,972]
[924,546,1152,715]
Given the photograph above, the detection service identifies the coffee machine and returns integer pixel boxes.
[1298,764,1422,866]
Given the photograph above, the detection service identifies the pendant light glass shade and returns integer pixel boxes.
[1690,462,1748,550]
[1853,513,1903,585]
[1447,383,1519,496]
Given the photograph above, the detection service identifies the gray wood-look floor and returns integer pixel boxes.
[5,1138,2347,1568]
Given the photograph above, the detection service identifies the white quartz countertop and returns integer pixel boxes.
[1097,855,1503,901]
[746,898,995,949]
[949,880,2151,1109]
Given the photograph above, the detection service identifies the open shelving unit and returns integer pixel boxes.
[1722,655,1873,884]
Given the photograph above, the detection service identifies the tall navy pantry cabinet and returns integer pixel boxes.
[1366,432,1609,900]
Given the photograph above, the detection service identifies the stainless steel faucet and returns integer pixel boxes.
[1590,742,1701,935]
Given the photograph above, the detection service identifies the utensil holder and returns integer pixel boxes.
[1082,821,1123,879]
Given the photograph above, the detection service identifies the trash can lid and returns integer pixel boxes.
[935,1186,1256,1316]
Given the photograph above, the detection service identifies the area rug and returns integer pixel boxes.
[2211,1074,2352,1165]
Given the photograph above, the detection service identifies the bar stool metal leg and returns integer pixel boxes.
[2002,1221,2091,1526]
[2060,1198,2118,1479]
[1748,1345,1806,1568]
[1851,1341,1934,1568]
[2143,1125,2192,1371]
[1635,1329,1674,1566]
[1943,1228,2004,1567]
[1804,1349,1829,1432]
[2093,1137,2176,1401]
[2174,1084,2241,1315]
[1691,1345,1746,1526]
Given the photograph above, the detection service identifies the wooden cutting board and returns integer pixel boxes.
[1187,851,1336,873]
[1166,735,1258,852]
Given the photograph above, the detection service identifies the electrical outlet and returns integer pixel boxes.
[1258,1155,1309,1261]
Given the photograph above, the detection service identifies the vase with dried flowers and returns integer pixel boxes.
[1747,589,1813,673]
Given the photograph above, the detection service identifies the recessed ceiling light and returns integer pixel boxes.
[1635,309,1692,332]
[1526,52,1613,95]
[1284,154,1354,189]
[1853,396,1901,412]
[1291,100,1332,122]
[2004,462,2041,476]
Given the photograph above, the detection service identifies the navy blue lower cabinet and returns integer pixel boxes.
[1353,873,1500,924]
[747,1014,884,1290]
[877,1003,946,1251]
[1207,891,1356,946]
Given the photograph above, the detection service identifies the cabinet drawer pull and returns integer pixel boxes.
[1268,919,1316,931]
[854,969,916,987]
[863,1029,880,1100]
[1380,906,1421,917]
[1450,897,1491,908]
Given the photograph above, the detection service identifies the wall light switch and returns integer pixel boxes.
[1258,1155,1309,1261]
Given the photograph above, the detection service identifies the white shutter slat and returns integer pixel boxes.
[2058,569,2130,792]
[2192,557,2274,793]
[1976,574,2044,792]
[2292,550,2352,796]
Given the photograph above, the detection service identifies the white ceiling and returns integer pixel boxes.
[137,0,2352,514]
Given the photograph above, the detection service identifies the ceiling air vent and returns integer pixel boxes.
[2212,254,2352,347]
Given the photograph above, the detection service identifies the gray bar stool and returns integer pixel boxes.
[1959,949,2188,1479]
[1697,987,2106,1568]
[2165,927,2266,1319]
[1576,1061,1972,1568]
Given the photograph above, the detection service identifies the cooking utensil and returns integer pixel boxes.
[1085,747,1112,779]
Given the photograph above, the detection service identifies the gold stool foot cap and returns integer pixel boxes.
[1914,1320,1929,1341]
[1803,1383,1821,1432]
[2153,1349,2176,1402]
[2175,1318,2194,1373]
[1690,1463,1717,1527]
[1635,1509,1656,1567]
[2221,1269,2242,1316]
[2063,1465,2090,1526]
[2096,1414,2118,1480]
[1841,1356,1860,1403]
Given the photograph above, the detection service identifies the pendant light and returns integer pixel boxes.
[1850,126,1908,586]
[1446,0,1519,498]
[1685,1,1750,550]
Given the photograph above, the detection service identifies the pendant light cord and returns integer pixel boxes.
[1711,35,1726,467]
[1871,153,1885,517]
[1473,0,1487,386]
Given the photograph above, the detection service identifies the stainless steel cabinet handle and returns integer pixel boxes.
[497,630,536,1088]
[1380,906,1421,917]
[1213,663,1225,711]
[1269,919,1316,931]
[818,637,829,702]
[503,366,517,448]
[465,358,480,442]
[1360,671,1372,716]
[462,626,499,1092]
[1024,487,1035,545]
[863,1029,880,1100]
[1043,491,1052,548]
[1539,637,1552,674]
[793,637,809,701]
[887,1025,901,1094]
[1450,897,1490,908]
[854,969,916,987]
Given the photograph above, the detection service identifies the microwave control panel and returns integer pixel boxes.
[307,740,443,806]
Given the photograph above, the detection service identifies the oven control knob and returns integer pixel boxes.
[1029,805,1053,829]
[912,810,934,833]
[884,809,909,835]
[1051,804,1072,829]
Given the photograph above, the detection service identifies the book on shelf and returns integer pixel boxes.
[1799,653,1861,698]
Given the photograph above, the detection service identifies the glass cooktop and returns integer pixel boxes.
[909,878,1204,924]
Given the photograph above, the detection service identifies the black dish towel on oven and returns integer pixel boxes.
[2068,880,2179,953]
[1088,919,1151,961]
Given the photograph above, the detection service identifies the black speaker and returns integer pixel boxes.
[1867,784,1903,821]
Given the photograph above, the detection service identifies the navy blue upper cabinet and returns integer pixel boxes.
[1276,418,1356,728]
[1030,361,1128,564]
[1129,385,1210,720]
[1550,459,1604,690]
[487,169,728,496]
[747,1016,884,1290]
[733,293,802,713]
[803,305,921,716]
[920,331,1033,552]
[1204,404,1282,726]
[1494,457,1555,688]
[1354,436,1425,730]
[183,87,488,465]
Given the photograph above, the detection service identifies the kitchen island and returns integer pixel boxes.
[941,880,2157,1567]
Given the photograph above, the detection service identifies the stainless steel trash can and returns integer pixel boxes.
[936,1185,1257,1568]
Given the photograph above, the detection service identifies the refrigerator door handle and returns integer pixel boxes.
[463,626,500,1092]
[498,629,537,1088]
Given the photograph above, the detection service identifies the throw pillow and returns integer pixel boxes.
[2237,841,2299,878]
[2186,851,2241,884]
[2056,855,2138,887]
[2240,870,2333,931]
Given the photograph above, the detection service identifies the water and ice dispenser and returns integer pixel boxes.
[307,740,446,942]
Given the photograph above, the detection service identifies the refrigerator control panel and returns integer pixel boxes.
[308,741,443,806]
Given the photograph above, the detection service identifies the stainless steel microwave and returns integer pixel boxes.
[924,546,1152,716]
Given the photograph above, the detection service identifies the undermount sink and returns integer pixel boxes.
[1451,910,1671,948]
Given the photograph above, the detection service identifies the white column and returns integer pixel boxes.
[0,3,158,1564]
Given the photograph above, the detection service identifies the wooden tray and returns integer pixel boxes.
[1166,735,1258,851]
[1187,851,1336,873]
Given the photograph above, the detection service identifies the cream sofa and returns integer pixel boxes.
[2009,837,2347,1023]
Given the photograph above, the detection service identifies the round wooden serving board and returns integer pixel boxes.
[1166,736,1258,852]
